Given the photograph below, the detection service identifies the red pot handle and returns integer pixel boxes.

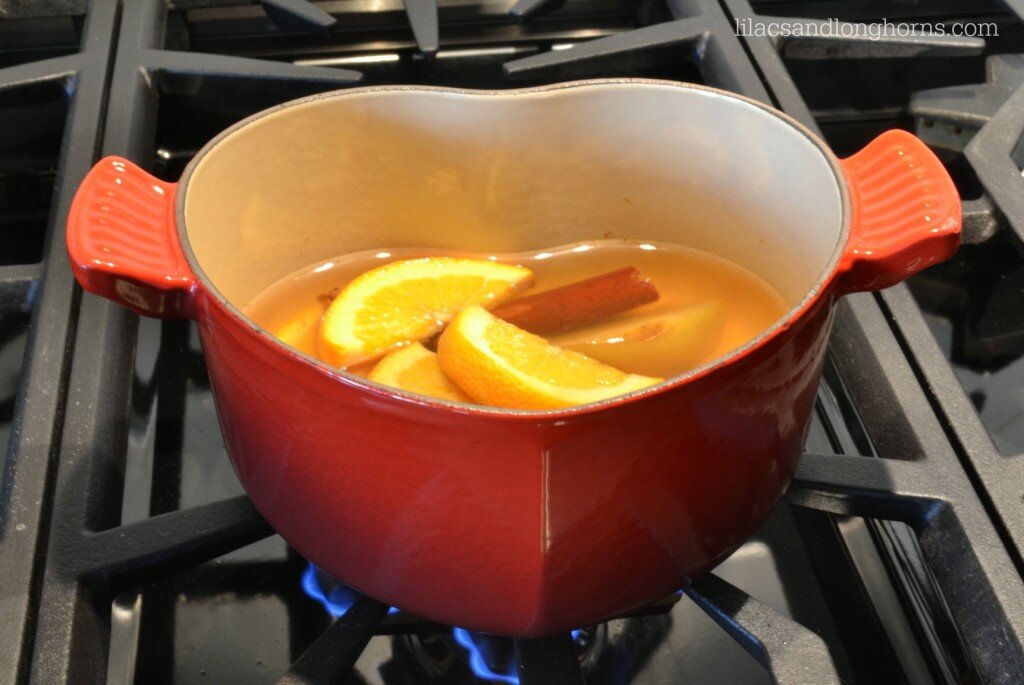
[837,129,961,294]
[66,157,197,318]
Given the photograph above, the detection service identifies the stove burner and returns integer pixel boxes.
[302,563,594,682]
[912,54,1024,151]
[451,628,523,684]
[911,54,1024,247]
[301,563,400,617]
[300,562,677,683]
[450,627,599,683]
[966,81,1024,248]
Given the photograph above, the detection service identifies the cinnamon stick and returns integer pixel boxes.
[420,267,659,350]
[492,266,659,335]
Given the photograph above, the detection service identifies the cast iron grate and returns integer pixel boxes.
[504,0,769,96]
[3,0,1024,683]
[899,16,1024,558]
[256,0,439,55]
[726,2,1024,683]
[0,2,116,683]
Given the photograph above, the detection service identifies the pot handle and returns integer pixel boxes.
[836,129,961,294]
[66,156,197,318]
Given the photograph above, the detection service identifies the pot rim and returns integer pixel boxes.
[175,78,851,419]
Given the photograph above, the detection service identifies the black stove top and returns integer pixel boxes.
[1,1,1024,683]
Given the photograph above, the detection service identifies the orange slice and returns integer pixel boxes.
[270,304,327,357]
[318,258,534,367]
[437,305,661,410]
[367,343,472,403]
[562,300,725,377]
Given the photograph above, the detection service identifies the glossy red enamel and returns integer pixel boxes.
[65,86,961,636]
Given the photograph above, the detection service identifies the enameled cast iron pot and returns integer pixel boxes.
[66,80,961,636]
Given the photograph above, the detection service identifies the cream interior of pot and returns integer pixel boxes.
[182,83,844,311]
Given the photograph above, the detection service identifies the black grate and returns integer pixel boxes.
[726,6,1024,673]
[723,3,1024,682]
[0,2,117,683]
[2,1,1024,683]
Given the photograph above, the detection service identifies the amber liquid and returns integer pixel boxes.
[243,240,787,380]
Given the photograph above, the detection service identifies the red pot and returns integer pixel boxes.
[66,80,960,636]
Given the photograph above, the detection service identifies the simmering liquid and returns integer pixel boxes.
[243,240,787,380]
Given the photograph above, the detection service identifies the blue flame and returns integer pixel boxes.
[302,563,585,684]
[301,563,399,616]
[452,628,520,684]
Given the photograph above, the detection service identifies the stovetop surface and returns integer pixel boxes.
[1,1,1024,684]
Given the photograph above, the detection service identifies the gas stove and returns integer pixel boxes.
[1,1,1023,683]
